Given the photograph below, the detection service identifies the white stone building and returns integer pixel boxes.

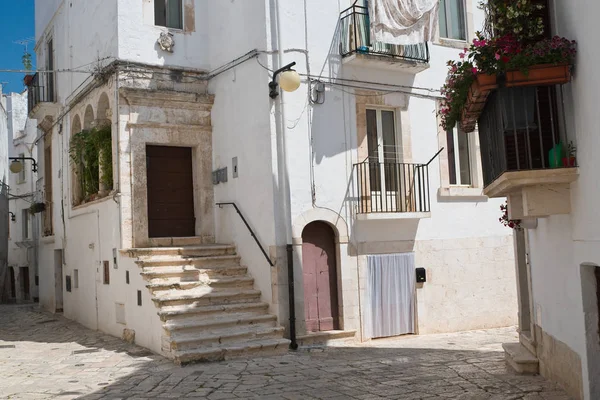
[0,88,11,303]
[30,0,517,364]
[5,91,39,303]
[480,1,600,399]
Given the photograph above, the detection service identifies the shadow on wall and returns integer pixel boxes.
[310,18,419,165]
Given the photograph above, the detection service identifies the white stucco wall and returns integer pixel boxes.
[206,0,516,334]
[523,1,600,398]
[118,0,210,71]
[6,92,37,301]
[208,1,278,308]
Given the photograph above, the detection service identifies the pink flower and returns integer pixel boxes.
[471,67,478,75]
[459,52,465,59]
[495,53,501,60]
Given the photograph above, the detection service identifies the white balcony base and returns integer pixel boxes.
[342,53,429,73]
[483,168,579,219]
[356,212,431,221]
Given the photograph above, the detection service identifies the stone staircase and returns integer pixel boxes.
[127,240,289,364]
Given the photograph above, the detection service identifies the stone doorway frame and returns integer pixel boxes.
[118,88,215,248]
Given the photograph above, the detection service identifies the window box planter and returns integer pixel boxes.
[459,64,571,133]
[506,63,571,87]
[460,77,495,133]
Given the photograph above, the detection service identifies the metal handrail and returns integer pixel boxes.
[216,202,274,267]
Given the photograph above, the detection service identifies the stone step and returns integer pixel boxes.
[147,276,255,293]
[149,237,206,247]
[164,313,277,334]
[140,265,247,280]
[123,244,236,258]
[169,324,285,352]
[136,255,242,268]
[297,330,357,347]
[152,288,262,307]
[158,302,271,321]
[503,343,539,374]
[173,338,290,364]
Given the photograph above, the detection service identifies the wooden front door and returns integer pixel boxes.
[302,222,339,332]
[146,145,195,238]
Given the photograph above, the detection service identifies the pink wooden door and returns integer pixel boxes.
[302,222,339,332]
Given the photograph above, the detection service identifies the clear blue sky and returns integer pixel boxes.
[0,0,35,95]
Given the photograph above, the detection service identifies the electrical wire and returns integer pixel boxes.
[255,56,441,94]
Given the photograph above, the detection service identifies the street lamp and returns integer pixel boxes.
[269,62,301,99]
[9,157,38,174]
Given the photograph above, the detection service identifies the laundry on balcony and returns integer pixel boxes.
[368,0,439,45]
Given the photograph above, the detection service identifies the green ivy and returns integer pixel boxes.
[69,126,113,202]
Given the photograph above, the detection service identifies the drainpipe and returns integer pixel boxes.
[287,244,298,350]
[274,0,297,349]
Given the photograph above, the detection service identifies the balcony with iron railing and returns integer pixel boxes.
[339,2,430,72]
[354,160,431,219]
[478,85,578,219]
[27,72,56,116]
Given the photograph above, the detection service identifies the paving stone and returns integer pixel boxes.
[0,304,573,400]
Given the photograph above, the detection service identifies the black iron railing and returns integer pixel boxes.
[216,202,274,267]
[355,161,431,214]
[339,2,430,63]
[27,72,55,113]
[478,85,575,187]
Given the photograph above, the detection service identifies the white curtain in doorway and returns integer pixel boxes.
[365,253,416,339]
[369,0,440,45]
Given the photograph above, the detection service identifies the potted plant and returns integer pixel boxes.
[499,202,521,230]
[23,74,34,86]
[562,141,577,167]
[29,202,46,215]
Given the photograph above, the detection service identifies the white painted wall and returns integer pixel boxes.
[208,1,278,308]
[6,92,38,301]
[207,0,516,334]
[118,0,210,71]
[524,1,600,398]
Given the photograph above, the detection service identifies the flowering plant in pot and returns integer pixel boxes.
[440,0,577,132]
[499,202,521,230]
[479,0,545,42]
[562,141,577,167]
[439,59,477,131]
[28,202,46,215]
[23,74,34,86]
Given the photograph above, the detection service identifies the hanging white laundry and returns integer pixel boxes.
[369,0,440,45]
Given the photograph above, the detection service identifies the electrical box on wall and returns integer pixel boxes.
[232,157,238,178]
[416,267,427,283]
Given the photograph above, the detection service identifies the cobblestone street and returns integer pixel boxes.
[0,305,571,400]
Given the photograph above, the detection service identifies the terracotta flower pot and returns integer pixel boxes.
[506,64,571,87]
[562,157,576,167]
[460,79,493,133]
[476,73,498,91]
[23,74,34,86]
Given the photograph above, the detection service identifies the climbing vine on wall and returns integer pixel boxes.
[69,126,113,202]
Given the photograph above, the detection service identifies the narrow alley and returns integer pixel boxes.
[0,305,570,400]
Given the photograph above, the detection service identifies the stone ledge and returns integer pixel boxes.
[503,342,539,375]
[483,168,579,198]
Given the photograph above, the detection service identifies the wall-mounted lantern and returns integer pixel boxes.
[9,157,38,174]
[269,62,301,99]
